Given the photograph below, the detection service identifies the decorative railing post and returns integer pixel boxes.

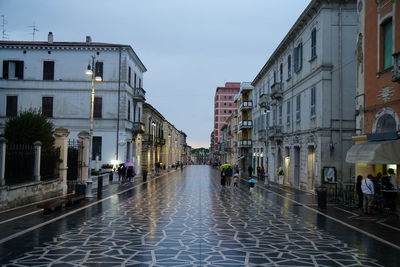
[0,137,6,186]
[34,141,42,182]
[54,127,70,195]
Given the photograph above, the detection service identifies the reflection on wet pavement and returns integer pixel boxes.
[2,166,395,266]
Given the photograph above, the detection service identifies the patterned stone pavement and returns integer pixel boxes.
[3,166,388,266]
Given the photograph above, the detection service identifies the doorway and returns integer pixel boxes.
[294,146,300,187]
[307,146,315,191]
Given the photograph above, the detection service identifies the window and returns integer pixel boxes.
[279,105,283,125]
[128,100,131,120]
[138,107,141,122]
[95,62,103,79]
[311,28,317,58]
[273,71,277,83]
[42,97,53,117]
[286,100,291,125]
[6,96,17,117]
[294,43,303,72]
[43,61,54,80]
[133,101,137,122]
[272,108,277,126]
[310,86,316,117]
[279,63,283,82]
[128,66,131,85]
[92,136,102,160]
[139,78,142,88]
[296,94,301,121]
[287,55,292,79]
[382,19,393,69]
[94,97,102,118]
[2,60,24,79]
[376,114,396,133]
[134,73,137,87]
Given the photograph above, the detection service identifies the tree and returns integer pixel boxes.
[4,109,55,150]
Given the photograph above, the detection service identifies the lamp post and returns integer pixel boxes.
[85,55,102,198]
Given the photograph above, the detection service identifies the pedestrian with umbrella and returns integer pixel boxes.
[220,164,231,186]
[248,178,257,193]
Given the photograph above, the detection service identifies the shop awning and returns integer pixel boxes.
[346,139,400,164]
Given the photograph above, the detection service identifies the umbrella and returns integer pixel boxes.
[124,162,134,167]
[220,164,232,169]
[248,178,258,183]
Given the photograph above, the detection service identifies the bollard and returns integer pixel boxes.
[97,175,103,199]
[316,186,327,209]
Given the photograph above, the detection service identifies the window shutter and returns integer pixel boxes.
[15,61,24,79]
[2,61,8,79]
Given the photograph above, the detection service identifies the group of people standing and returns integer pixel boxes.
[220,166,239,187]
[117,164,136,183]
[356,169,397,215]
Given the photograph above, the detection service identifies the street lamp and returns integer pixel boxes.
[85,55,102,198]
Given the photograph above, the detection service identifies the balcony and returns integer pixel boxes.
[259,92,270,107]
[131,122,145,134]
[233,110,238,118]
[270,82,283,100]
[268,125,283,141]
[393,52,400,83]
[239,120,253,129]
[142,134,153,145]
[240,101,253,110]
[133,87,146,100]
[238,139,252,148]
[156,137,166,145]
[233,124,238,133]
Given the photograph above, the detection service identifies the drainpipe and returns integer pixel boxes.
[339,6,343,179]
[116,48,121,162]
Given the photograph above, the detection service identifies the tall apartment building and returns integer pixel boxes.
[213,82,240,143]
[0,33,147,170]
[252,0,357,191]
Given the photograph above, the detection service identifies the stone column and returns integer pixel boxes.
[78,131,92,198]
[0,137,6,187]
[34,141,42,182]
[54,127,70,195]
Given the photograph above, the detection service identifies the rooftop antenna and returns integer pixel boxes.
[1,15,8,40]
[28,23,39,41]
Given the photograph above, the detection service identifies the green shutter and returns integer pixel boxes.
[383,20,393,69]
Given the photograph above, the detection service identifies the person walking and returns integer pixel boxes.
[233,172,239,187]
[388,168,397,188]
[220,169,226,186]
[361,174,375,215]
[355,175,363,209]
[247,166,253,178]
[225,166,233,186]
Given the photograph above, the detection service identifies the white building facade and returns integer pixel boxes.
[0,34,147,173]
[252,0,357,191]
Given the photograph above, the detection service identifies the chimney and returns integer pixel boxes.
[48,32,53,43]
[86,36,92,43]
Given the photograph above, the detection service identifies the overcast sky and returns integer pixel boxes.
[1,0,311,148]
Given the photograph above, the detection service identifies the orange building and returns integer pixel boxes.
[347,0,400,185]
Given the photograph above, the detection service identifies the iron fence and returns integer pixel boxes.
[40,148,60,181]
[325,181,357,208]
[5,144,35,185]
[67,140,83,193]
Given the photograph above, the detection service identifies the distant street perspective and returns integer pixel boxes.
[0,0,400,266]
[0,166,398,266]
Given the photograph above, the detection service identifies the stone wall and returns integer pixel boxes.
[0,179,63,211]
